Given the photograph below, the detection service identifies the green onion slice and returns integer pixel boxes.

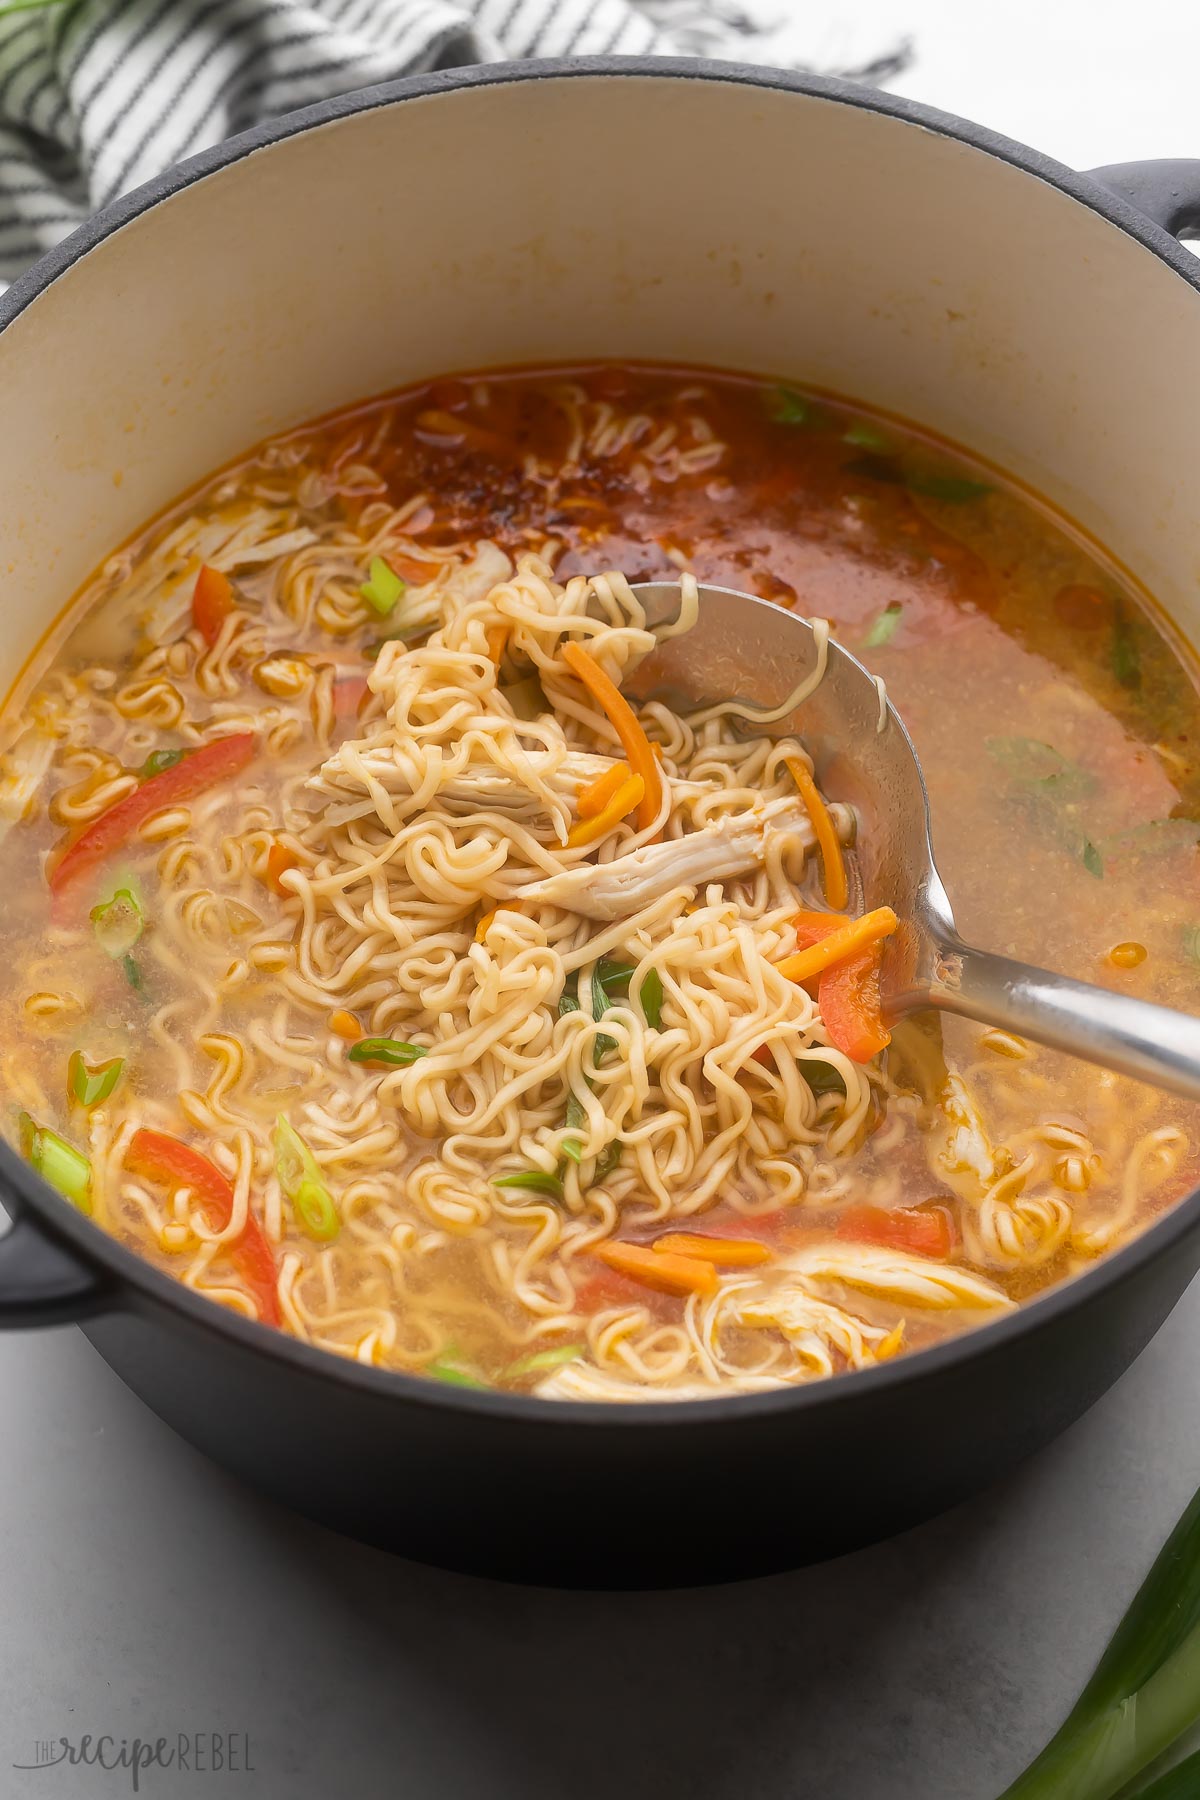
[140,748,184,778]
[122,954,149,998]
[499,675,548,721]
[18,1112,92,1213]
[843,420,893,453]
[638,967,664,1029]
[347,1037,428,1067]
[493,1170,564,1200]
[767,386,813,426]
[798,1058,846,1097]
[272,1116,339,1240]
[505,1344,583,1379]
[1112,600,1143,690]
[359,557,406,616]
[68,1050,124,1109]
[91,886,144,959]
[424,1359,490,1390]
[864,602,903,648]
[562,1092,586,1163]
[593,1142,622,1181]
[997,1485,1200,1799]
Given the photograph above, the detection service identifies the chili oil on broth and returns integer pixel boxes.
[0,362,1197,1398]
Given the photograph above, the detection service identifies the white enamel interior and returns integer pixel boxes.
[0,70,1197,683]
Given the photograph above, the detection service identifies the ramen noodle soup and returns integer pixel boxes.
[2,364,1198,1401]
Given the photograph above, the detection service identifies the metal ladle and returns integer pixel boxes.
[630,581,1200,1102]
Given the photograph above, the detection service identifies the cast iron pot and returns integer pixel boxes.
[0,59,1197,1587]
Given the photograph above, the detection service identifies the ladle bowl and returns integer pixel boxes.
[632,580,1200,1102]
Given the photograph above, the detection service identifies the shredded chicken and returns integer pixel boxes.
[514,796,852,921]
[778,1240,1013,1310]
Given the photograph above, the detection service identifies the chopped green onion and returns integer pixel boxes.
[347,1037,428,1067]
[272,1116,339,1240]
[997,1484,1200,1800]
[798,1058,847,1097]
[562,1091,587,1162]
[767,386,813,426]
[499,675,548,721]
[424,1359,490,1390]
[493,1170,564,1200]
[844,453,904,486]
[591,966,620,1065]
[1079,836,1104,880]
[638,967,664,1030]
[68,1050,124,1109]
[593,1142,622,1182]
[864,602,903,648]
[844,454,990,502]
[140,748,184,778]
[596,959,636,992]
[1181,925,1200,966]
[843,420,893,453]
[18,1112,91,1213]
[1111,601,1142,689]
[122,954,148,997]
[505,1344,584,1379]
[558,985,581,1018]
[91,886,144,958]
[359,556,406,616]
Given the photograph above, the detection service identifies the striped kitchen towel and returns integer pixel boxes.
[0,0,909,286]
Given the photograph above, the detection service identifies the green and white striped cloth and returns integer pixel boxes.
[0,0,908,285]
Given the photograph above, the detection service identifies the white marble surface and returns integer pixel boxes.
[2,12,1200,1798]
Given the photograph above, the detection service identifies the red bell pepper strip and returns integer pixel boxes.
[49,732,256,897]
[836,1202,954,1260]
[191,565,234,647]
[791,908,891,1063]
[332,674,370,718]
[126,1127,281,1326]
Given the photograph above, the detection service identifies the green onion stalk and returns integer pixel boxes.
[998,1487,1200,1799]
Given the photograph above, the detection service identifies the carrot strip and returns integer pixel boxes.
[126,1128,280,1327]
[566,773,644,849]
[485,624,509,666]
[560,640,662,834]
[265,842,299,895]
[191,564,233,647]
[577,759,631,820]
[475,904,522,942]
[786,755,848,910]
[594,1240,717,1296]
[775,906,897,985]
[653,1232,772,1268]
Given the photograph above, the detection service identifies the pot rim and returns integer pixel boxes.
[2,53,1199,1426]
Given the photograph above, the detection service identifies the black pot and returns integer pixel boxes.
[1,59,1198,1586]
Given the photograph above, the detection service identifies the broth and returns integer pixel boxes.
[1,363,1197,1398]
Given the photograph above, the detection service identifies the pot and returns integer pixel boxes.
[0,59,1197,1586]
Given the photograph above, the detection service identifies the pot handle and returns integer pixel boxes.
[1087,159,1200,239]
[0,1210,111,1325]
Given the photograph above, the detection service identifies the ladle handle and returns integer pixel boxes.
[920,937,1200,1102]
